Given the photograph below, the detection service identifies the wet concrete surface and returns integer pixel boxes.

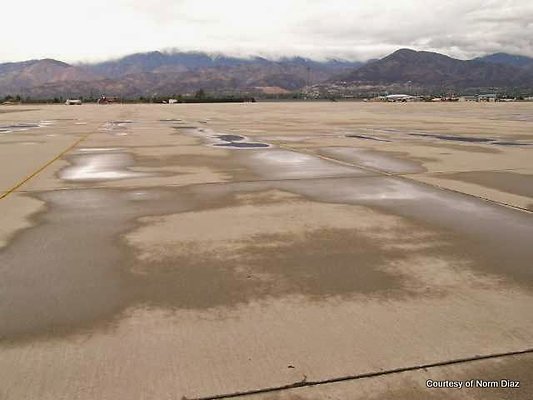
[0,188,235,340]
[437,170,533,199]
[217,134,246,142]
[410,132,494,143]
[172,125,200,130]
[0,108,39,114]
[346,134,392,142]
[159,118,183,122]
[241,149,371,179]
[410,132,532,146]
[209,131,271,149]
[0,123,40,132]
[492,141,532,146]
[343,127,532,148]
[319,147,425,174]
[1,103,533,399]
[0,185,438,341]
[6,155,533,337]
[0,189,140,340]
[59,151,149,182]
[215,141,270,148]
[0,121,52,134]
[273,176,533,288]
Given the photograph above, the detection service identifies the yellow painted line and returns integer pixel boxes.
[0,133,90,200]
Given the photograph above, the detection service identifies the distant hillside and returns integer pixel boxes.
[0,59,99,95]
[0,51,362,98]
[474,53,533,68]
[2,49,533,99]
[333,49,533,90]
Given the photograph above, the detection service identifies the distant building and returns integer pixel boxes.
[478,94,497,102]
[65,99,82,105]
[459,96,477,102]
[385,94,418,102]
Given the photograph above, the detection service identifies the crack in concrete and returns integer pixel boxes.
[187,347,533,400]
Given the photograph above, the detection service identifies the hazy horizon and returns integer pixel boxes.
[2,0,532,64]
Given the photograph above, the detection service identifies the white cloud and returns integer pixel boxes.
[1,0,532,63]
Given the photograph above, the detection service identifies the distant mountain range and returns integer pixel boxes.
[0,59,99,96]
[474,53,533,69]
[1,49,532,99]
[0,52,361,99]
[330,49,533,92]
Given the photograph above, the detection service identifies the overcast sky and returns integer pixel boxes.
[2,0,532,63]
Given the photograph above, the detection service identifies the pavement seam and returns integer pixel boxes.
[187,347,533,400]
[400,167,530,176]
[0,133,91,201]
[5,173,381,194]
[286,145,533,214]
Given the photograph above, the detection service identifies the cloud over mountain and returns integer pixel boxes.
[1,1,532,63]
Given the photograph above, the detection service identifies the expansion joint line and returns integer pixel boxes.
[280,145,533,214]
[0,133,91,200]
[187,347,533,400]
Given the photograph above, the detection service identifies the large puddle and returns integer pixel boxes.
[0,189,195,341]
[0,186,416,341]
[0,121,53,134]
[172,125,200,130]
[4,120,533,344]
[3,160,533,342]
[242,149,372,179]
[346,129,532,147]
[216,142,271,148]
[211,133,271,149]
[273,176,533,287]
[60,150,148,182]
[410,133,532,147]
[99,120,134,135]
[180,126,272,149]
[216,134,246,142]
[410,133,493,143]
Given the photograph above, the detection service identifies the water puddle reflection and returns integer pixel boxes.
[60,152,148,182]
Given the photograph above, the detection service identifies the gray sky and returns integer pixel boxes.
[2,0,532,63]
